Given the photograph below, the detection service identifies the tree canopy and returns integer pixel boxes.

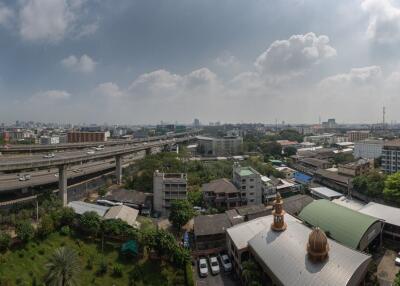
[168,200,194,229]
[383,172,400,205]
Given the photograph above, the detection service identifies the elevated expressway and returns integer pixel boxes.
[0,136,194,205]
[0,131,200,154]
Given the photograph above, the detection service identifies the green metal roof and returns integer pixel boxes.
[121,240,139,255]
[238,167,254,176]
[299,199,379,249]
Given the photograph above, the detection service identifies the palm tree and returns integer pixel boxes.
[44,247,81,286]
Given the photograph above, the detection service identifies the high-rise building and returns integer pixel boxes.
[193,118,200,127]
[153,171,187,216]
[353,139,383,159]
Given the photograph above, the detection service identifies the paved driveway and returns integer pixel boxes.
[377,249,400,286]
[194,262,239,286]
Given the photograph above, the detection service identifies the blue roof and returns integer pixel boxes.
[294,172,312,184]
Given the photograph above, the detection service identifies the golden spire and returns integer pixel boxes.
[271,192,287,231]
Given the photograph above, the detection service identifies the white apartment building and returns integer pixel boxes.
[232,163,262,205]
[39,136,60,145]
[353,139,383,159]
[153,171,188,216]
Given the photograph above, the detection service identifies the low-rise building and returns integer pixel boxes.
[310,186,343,200]
[347,130,370,142]
[196,135,243,156]
[194,213,231,252]
[381,140,400,173]
[338,159,372,177]
[202,178,240,209]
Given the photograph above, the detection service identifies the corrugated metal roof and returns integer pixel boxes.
[68,201,109,217]
[103,205,139,226]
[226,215,298,251]
[359,202,400,227]
[299,200,380,249]
[248,216,371,286]
[310,187,343,199]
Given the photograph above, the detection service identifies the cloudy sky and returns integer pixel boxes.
[0,0,400,125]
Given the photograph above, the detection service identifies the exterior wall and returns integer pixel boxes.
[359,221,383,251]
[232,165,262,205]
[346,131,370,142]
[197,136,243,156]
[353,141,383,159]
[338,162,371,177]
[203,191,241,209]
[381,145,400,173]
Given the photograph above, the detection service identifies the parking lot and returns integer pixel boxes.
[194,268,238,286]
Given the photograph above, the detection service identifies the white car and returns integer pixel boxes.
[209,256,220,275]
[43,153,55,159]
[95,145,105,151]
[198,258,208,277]
[395,254,400,266]
[219,254,232,272]
[86,150,95,155]
[18,176,26,181]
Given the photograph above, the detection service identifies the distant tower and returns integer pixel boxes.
[382,106,386,130]
[271,192,287,232]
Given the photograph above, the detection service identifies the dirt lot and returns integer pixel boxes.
[376,249,400,286]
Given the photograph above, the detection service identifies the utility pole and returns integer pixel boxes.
[383,106,386,130]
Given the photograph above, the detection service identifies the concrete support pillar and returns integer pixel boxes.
[59,164,68,207]
[116,155,122,185]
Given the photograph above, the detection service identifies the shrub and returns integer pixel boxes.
[15,221,35,243]
[0,232,12,251]
[112,264,123,277]
[97,260,108,276]
[38,215,54,238]
[79,212,101,237]
[60,226,70,236]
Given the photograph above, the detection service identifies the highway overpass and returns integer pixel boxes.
[0,130,201,153]
[0,135,194,206]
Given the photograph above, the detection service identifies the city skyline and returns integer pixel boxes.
[0,0,400,124]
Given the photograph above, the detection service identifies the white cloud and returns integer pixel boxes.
[0,3,13,26]
[255,32,336,79]
[361,0,400,43]
[95,82,124,97]
[19,0,97,43]
[319,66,383,87]
[32,89,71,100]
[61,54,96,73]
[214,51,240,68]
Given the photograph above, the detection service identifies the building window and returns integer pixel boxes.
[241,186,246,190]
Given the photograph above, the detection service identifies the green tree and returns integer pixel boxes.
[242,260,262,286]
[283,146,297,157]
[168,200,194,229]
[44,247,81,286]
[353,171,385,198]
[38,215,55,238]
[15,220,35,242]
[0,231,11,251]
[78,212,101,236]
[383,172,400,205]
[187,188,203,207]
[260,141,282,158]
[394,270,400,286]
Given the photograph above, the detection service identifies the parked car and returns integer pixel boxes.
[219,253,232,272]
[198,258,209,277]
[209,256,220,275]
[396,253,400,266]
[43,153,55,159]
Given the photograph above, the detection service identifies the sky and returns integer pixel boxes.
[0,0,400,125]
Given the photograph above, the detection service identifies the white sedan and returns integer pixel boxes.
[209,256,220,275]
[198,258,208,277]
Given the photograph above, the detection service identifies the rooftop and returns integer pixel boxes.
[310,187,343,199]
[67,201,109,217]
[201,178,238,194]
[248,216,371,286]
[358,202,400,227]
[103,205,139,226]
[236,167,256,177]
[283,194,314,216]
[299,199,380,249]
[194,213,232,236]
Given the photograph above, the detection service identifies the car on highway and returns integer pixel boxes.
[43,153,55,159]
[95,145,105,151]
[19,174,31,181]
[86,150,95,155]
[198,258,209,277]
[395,252,400,266]
[219,253,232,272]
[209,256,220,275]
